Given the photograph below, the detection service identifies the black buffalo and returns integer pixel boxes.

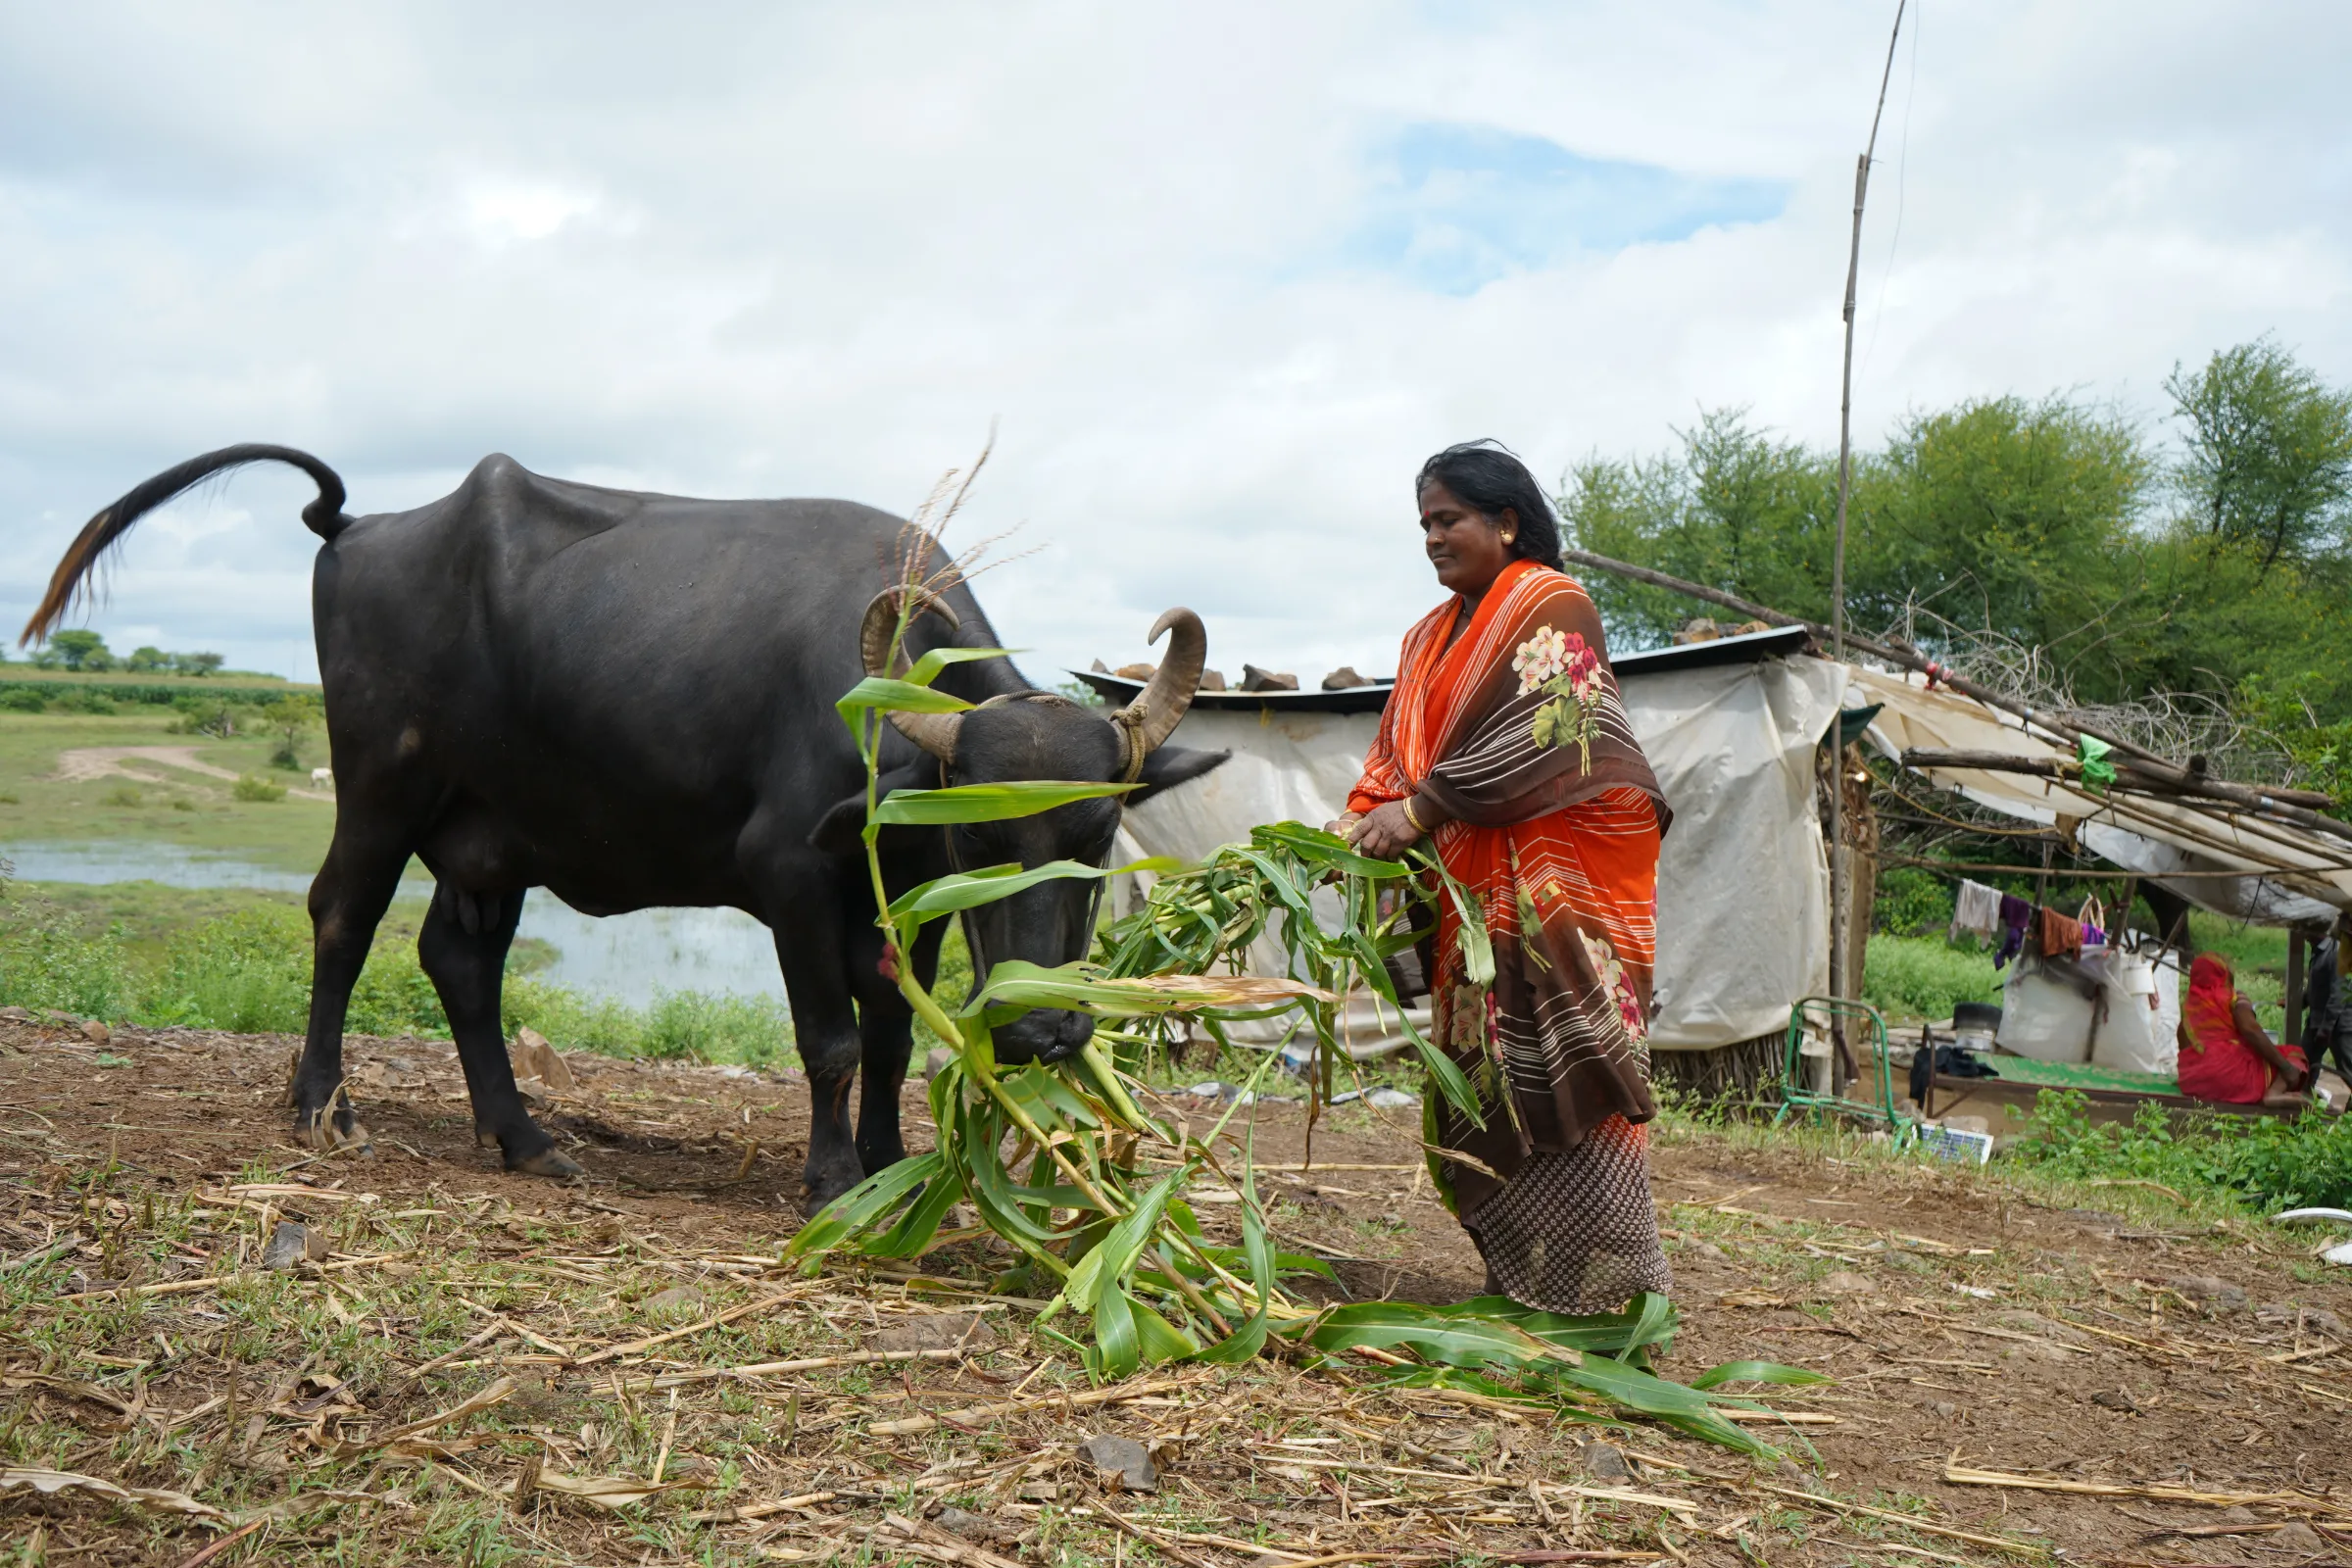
[23,445,1223,1206]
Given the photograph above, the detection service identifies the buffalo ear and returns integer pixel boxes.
[809,763,936,855]
[1127,745,1228,807]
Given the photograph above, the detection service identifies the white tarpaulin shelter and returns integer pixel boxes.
[1095,627,1847,1055]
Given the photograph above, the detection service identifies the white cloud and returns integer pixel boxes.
[1,1,2347,684]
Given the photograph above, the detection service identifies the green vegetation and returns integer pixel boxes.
[2012,1089,2352,1212]
[231,772,287,803]
[0,885,794,1069]
[22,627,226,675]
[1860,933,2001,1023]
[0,711,336,873]
[1567,336,2352,793]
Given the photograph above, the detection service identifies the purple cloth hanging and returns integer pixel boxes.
[1994,894,2032,968]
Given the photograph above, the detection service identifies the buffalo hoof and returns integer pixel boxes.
[802,1150,866,1216]
[507,1147,585,1179]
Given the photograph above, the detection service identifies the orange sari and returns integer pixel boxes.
[1349,560,1671,1311]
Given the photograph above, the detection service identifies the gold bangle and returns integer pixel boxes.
[1400,797,1429,835]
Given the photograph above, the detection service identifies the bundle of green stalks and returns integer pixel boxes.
[788,546,1817,1453]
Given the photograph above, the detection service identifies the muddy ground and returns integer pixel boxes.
[5,1017,2350,1565]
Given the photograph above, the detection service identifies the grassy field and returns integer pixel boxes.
[0,712,337,876]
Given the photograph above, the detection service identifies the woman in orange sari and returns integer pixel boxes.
[1335,441,1671,1312]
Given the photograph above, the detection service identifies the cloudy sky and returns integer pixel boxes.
[2,2,2346,684]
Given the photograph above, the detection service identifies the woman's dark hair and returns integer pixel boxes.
[1415,439,1565,571]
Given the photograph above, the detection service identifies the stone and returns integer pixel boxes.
[1198,668,1227,692]
[2257,1302,2347,1339]
[1816,1270,1876,1297]
[1689,1240,1729,1262]
[80,1018,111,1046]
[1238,664,1298,693]
[1320,666,1367,691]
[260,1221,327,1271]
[2090,1389,2140,1412]
[1923,1399,1958,1419]
[1582,1442,1633,1481]
[873,1311,997,1354]
[1992,1309,2091,1346]
[2167,1275,2249,1313]
[0,1005,30,1021]
[1772,1458,1825,1494]
[922,1047,957,1082]
[1114,662,1156,681]
[510,1027,574,1092]
[642,1286,709,1318]
[2275,1522,2327,1554]
[1075,1434,1157,1492]
[931,1506,1022,1545]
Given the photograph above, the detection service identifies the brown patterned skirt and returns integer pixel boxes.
[1458,1113,1671,1313]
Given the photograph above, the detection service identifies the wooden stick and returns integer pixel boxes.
[867,1373,1192,1438]
[619,1345,973,1392]
[1749,1484,2048,1556]
[573,1286,808,1365]
[1941,1466,2350,1519]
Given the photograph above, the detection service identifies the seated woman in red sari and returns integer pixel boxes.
[2178,954,2310,1109]
[1333,440,1671,1313]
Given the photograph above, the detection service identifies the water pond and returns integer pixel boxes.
[2,841,787,1007]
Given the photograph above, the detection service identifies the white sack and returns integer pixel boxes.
[1997,959,2098,1063]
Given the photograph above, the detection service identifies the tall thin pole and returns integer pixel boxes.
[1827,0,1906,1093]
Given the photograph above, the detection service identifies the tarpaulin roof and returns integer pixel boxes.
[1849,664,2352,924]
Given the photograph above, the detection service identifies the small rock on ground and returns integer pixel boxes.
[1075,1434,1156,1491]
[80,1019,111,1045]
[874,1311,997,1354]
[2166,1274,2249,1313]
[260,1221,327,1271]
[1816,1269,1876,1296]
[1582,1442,1633,1481]
[931,1506,1022,1545]
[2258,1302,2346,1339]
[642,1286,709,1318]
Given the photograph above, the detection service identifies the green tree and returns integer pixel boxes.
[45,629,111,670]
[124,645,169,672]
[173,652,224,677]
[260,693,321,770]
[2165,337,2352,574]
[1864,396,2155,701]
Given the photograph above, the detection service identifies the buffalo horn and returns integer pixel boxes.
[1117,608,1206,778]
[859,587,964,760]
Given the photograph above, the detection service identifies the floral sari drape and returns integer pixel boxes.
[1348,559,1669,1227]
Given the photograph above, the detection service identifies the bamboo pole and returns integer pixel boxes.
[1828,0,1908,1092]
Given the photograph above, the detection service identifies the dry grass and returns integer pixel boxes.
[6,1018,2352,1565]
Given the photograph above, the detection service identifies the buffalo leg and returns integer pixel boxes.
[771,886,867,1211]
[417,883,580,1178]
[292,820,415,1151]
[848,915,945,1176]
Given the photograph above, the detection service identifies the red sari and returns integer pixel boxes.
[1349,559,1671,1311]
[2177,954,2303,1104]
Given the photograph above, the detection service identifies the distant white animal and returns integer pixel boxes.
[310,767,334,789]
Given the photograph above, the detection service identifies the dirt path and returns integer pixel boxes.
[5,1017,2350,1564]
[50,744,335,802]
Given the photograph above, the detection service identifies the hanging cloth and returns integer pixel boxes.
[1994,894,2033,968]
[1949,878,2002,944]
[2038,906,2084,961]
